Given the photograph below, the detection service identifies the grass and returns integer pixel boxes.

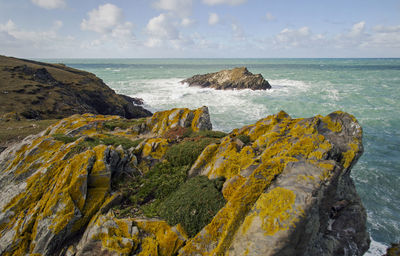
[0,119,58,147]
[113,162,190,218]
[103,118,146,131]
[52,134,79,143]
[165,138,219,167]
[188,129,227,139]
[237,134,251,145]
[158,176,226,237]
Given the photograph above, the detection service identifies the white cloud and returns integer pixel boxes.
[208,13,219,25]
[181,18,195,27]
[265,12,275,21]
[231,22,245,40]
[0,19,75,57]
[153,0,193,17]
[31,0,66,9]
[349,21,366,37]
[145,13,179,47]
[274,26,326,48]
[81,3,134,45]
[202,0,246,6]
[373,25,400,33]
[146,13,179,40]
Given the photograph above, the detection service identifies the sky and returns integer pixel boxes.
[0,0,400,58]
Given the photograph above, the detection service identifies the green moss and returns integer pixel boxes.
[103,118,145,131]
[130,162,189,205]
[189,130,227,139]
[237,134,251,145]
[158,176,226,237]
[52,133,79,143]
[165,138,218,167]
[113,162,189,218]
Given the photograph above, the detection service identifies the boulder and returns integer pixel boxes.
[181,67,271,90]
[0,107,370,256]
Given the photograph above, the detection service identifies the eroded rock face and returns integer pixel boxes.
[0,107,369,256]
[181,67,271,90]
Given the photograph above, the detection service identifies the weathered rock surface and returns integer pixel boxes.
[181,67,271,90]
[0,55,151,119]
[0,106,369,255]
[385,242,400,256]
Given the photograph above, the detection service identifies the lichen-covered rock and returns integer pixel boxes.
[0,108,369,256]
[181,67,271,90]
[0,107,210,256]
[146,106,212,135]
[182,111,369,255]
[74,213,139,256]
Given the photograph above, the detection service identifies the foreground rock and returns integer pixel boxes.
[0,55,151,120]
[0,106,369,255]
[181,67,271,90]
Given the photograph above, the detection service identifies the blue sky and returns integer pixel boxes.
[0,0,399,58]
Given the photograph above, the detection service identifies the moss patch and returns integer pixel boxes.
[165,138,219,167]
[237,134,251,145]
[52,133,79,143]
[103,118,145,131]
[113,162,190,218]
[158,176,226,237]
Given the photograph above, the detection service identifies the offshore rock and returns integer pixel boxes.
[181,67,271,90]
[0,55,151,119]
[0,107,369,256]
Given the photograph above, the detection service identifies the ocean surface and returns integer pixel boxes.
[44,58,400,255]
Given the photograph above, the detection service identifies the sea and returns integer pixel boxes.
[43,58,400,255]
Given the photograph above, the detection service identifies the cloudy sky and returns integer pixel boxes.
[1,0,400,58]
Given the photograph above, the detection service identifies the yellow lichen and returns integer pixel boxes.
[342,142,359,168]
[180,112,340,255]
[321,114,342,133]
[141,138,169,160]
[135,219,185,256]
[92,215,138,255]
[0,115,121,255]
[242,187,299,236]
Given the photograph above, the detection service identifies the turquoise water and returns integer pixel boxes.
[45,58,400,255]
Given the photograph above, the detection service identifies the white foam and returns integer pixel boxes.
[122,77,316,132]
[364,238,388,256]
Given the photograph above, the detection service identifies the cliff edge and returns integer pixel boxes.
[0,107,369,255]
[0,55,151,120]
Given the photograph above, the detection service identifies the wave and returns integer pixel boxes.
[364,238,388,256]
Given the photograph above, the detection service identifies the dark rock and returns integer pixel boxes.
[385,242,400,256]
[181,67,271,90]
[118,94,145,105]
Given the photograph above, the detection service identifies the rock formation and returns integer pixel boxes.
[0,106,369,255]
[0,55,151,120]
[181,67,271,90]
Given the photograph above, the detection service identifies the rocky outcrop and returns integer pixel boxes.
[385,242,400,256]
[181,67,271,90]
[0,107,369,255]
[0,55,151,120]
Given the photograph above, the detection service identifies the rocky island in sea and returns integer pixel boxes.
[181,66,271,90]
[0,56,370,255]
